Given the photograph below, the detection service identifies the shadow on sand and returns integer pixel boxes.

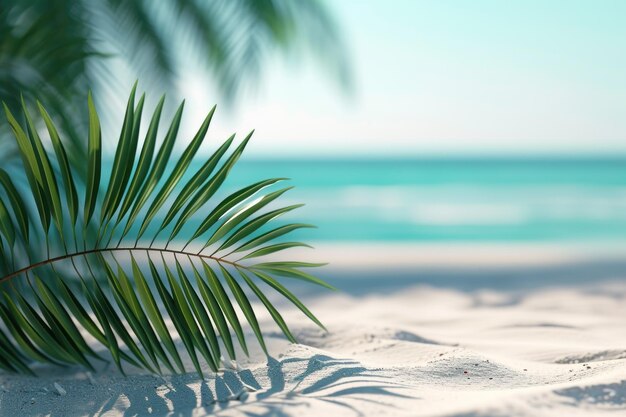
[323,258,626,296]
[31,354,412,417]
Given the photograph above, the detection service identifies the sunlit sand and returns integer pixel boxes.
[3,244,625,416]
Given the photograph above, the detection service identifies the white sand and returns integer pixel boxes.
[2,243,626,416]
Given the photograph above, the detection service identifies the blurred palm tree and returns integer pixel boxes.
[0,0,349,170]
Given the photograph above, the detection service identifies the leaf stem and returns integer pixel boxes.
[0,246,245,284]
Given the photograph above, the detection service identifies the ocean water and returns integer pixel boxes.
[212,158,626,243]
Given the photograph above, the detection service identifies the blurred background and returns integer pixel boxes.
[3,0,626,251]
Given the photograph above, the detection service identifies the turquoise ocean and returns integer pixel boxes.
[213,158,626,243]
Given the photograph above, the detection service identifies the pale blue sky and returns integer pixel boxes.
[181,0,626,157]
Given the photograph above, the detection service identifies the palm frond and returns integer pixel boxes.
[0,85,332,376]
[101,0,351,100]
[1,0,349,174]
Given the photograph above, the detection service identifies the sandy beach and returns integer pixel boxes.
[1,243,625,416]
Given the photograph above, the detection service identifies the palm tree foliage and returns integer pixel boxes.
[0,0,349,168]
[0,84,332,376]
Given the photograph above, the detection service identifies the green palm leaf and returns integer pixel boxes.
[0,85,331,376]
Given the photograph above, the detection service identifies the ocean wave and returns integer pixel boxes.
[295,185,626,226]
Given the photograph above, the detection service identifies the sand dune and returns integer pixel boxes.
[1,245,626,416]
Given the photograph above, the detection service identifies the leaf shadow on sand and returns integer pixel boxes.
[23,354,414,417]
